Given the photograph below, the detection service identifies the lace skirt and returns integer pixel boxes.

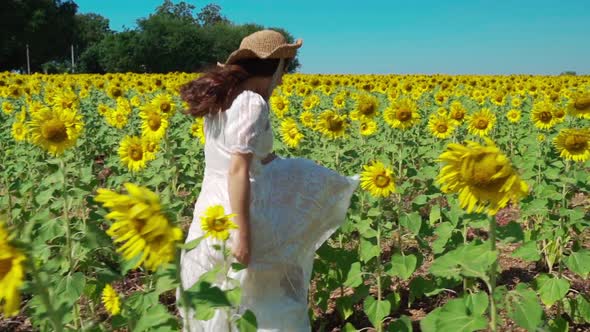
[178,157,359,332]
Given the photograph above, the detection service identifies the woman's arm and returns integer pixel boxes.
[227,153,252,266]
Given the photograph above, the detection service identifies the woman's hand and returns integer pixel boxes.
[232,226,251,266]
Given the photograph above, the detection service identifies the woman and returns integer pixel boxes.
[178,30,359,331]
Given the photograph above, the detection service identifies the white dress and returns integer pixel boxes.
[178,90,359,331]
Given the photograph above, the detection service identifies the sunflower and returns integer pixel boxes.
[428,115,455,139]
[449,101,467,123]
[101,284,121,316]
[466,108,496,137]
[11,121,28,142]
[537,134,546,142]
[317,110,348,139]
[359,119,377,136]
[143,137,160,161]
[506,109,521,123]
[270,95,289,118]
[511,97,523,108]
[2,101,14,115]
[119,136,148,172]
[360,161,396,197]
[106,108,128,129]
[553,128,590,162]
[94,183,183,271]
[567,93,590,119]
[140,105,168,141]
[436,139,529,215]
[97,103,109,116]
[27,106,84,156]
[531,101,556,130]
[107,85,124,99]
[302,95,320,111]
[333,93,347,110]
[51,90,79,110]
[298,111,314,129]
[200,205,238,241]
[0,222,26,317]
[552,107,566,124]
[280,118,304,148]
[190,117,206,144]
[351,94,379,121]
[150,94,176,118]
[383,98,421,130]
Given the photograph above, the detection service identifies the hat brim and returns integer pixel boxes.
[221,39,303,66]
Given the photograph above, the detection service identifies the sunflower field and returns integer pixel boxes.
[1,71,589,332]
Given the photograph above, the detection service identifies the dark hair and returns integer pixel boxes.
[181,58,288,117]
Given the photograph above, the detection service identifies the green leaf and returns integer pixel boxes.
[359,237,380,262]
[420,307,441,332]
[432,222,455,254]
[512,241,541,262]
[336,296,354,320]
[535,274,570,307]
[388,253,417,280]
[179,236,204,250]
[344,262,363,288]
[435,298,488,332]
[506,287,543,331]
[236,310,258,332]
[430,243,496,280]
[363,295,391,328]
[547,316,569,332]
[133,303,177,332]
[429,204,441,224]
[565,250,590,278]
[186,281,231,308]
[342,322,358,332]
[226,287,242,307]
[465,292,489,316]
[400,212,422,235]
[386,292,401,313]
[388,315,412,332]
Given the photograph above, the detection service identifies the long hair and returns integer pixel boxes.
[180,58,285,117]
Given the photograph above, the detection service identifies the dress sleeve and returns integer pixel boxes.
[226,91,269,155]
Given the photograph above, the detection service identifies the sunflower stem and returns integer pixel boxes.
[29,260,64,332]
[59,157,74,274]
[175,250,193,332]
[376,211,383,332]
[488,215,498,332]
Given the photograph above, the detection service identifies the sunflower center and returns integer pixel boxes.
[276,101,285,110]
[148,116,161,130]
[327,116,343,131]
[41,119,68,143]
[0,257,12,277]
[212,218,228,231]
[160,103,170,113]
[462,153,507,187]
[452,110,465,120]
[554,109,565,119]
[146,142,157,153]
[129,144,143,161]
[564,135,588,152]
[475,119,489,129]
[374,174,391,188]
[288,128,298,138]
[539,111,552,122]
[359,103,376,116]
[396,109,412,121]
[436,124,448,133]
[574,96,590,110]
[112,88,122,98]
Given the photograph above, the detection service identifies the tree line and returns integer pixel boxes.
[0,0,299,74]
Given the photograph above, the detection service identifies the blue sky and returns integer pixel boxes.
[75,0,590,75]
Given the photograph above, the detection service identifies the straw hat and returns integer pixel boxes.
[220,30,303,66]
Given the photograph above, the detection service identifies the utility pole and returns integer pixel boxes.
[26,44,31,74]
[71,44,75,73]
